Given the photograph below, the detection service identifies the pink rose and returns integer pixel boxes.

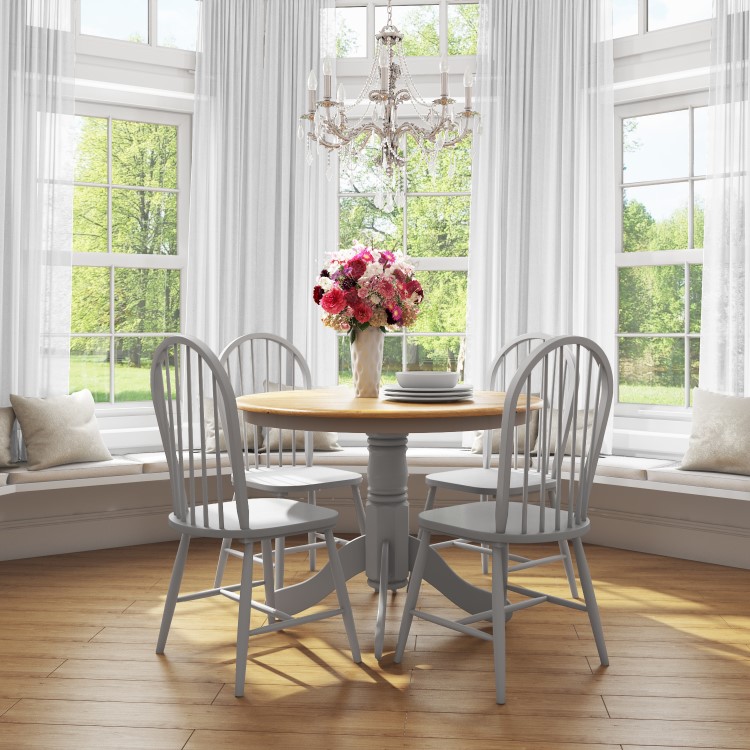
[321,287,347,314]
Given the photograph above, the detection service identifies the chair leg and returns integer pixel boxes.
[395,529,431,663]
[491,544,508,704]
[418,487,437,545]
[214,537,232,588]
[274,537,285,591]
[308,490,317,571]
[559,539,580,599]
[325,529,361,663]
[480,494,489,575]
[261,538,276,624]
[156,534,190,654]
[351,484,366,535]
[234,540,255,698]
[573,537,608,666]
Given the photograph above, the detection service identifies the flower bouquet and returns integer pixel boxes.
[313,243,424,342]
[313,243,424,396]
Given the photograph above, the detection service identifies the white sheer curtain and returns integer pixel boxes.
[700,0,750,395]
[0,0,74,402]
[187,0,338,386]
[465,0,615,389]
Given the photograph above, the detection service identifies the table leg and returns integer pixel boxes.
[365,434,409,592]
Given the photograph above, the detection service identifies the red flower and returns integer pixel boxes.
[344,288,360,307]
[352,302,373,323]
[321,287,347,314]
[346,258,367,280]
[313,285,324,305]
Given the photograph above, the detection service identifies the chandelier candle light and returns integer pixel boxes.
[299,0,479,211]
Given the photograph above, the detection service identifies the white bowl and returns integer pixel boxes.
[396,371,459,389]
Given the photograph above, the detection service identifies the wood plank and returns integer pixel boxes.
[0,724,191,750]
[604,696,750,723]
[184,730,407,750]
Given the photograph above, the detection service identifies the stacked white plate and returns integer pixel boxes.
[382,384,474,403]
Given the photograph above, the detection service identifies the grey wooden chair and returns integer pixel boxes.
[396,335,613,703]
[214,333,366,590]
[424,333,579,596]
[151,335,360,697]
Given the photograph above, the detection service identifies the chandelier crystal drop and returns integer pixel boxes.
[299,0,479,210]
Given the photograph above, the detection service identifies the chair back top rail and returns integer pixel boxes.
[151,335,250,529]
[496,335,613,535]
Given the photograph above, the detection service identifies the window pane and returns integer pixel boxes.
[80,0,147,43]
[114,269,180,333]
[336,6,367,57]
[622,183,689,251]
[74,116,107,184]
[340,149,388,194]
[112,189,178,255]
[73,187,108,253]
[613,0,638,37]
[114,337,159,402]
[411,271,467,333]
[406,135,472,193]
[406,196,470,258]
[339,197,403,251]
[618,337,685,406]
[693,107,708,176]
[689,263,702,333]
[648,0,712,31]
[72,267,110,333]
[447,4,479,55]
[375,5,439,56]
[112,121,177,189]
[619,266,685,334]
[694,180,705,249]
[406,335,464,376]
[70,337,111,403]
[623,111,689,183]
[157,0,199,50]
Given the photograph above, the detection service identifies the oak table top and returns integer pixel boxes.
[236,386,540,434]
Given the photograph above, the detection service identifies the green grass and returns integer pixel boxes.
[70,356,151,402]
[618,384,687,407]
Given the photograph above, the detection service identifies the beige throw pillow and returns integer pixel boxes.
[10,390,111,470]
[542,409,595,456]
[0,406,15,467]
[263,381,341,452]
[266,429,342,452]
[471,409,540,455]
[203,398,262,453]
[681,389,750,476]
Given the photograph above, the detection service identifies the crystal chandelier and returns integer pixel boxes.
[299,0,479,212]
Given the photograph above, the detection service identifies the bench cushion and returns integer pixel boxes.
[5,457,142,485]
[560,455,674,481]
[646,463,750,494]
[0,407,14,468]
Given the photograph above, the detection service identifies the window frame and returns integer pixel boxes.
[72,101,190,422]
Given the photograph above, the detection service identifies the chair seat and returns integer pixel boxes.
[244,465,362,493]
[425,467,545,495]
[419,500,589,544]
[168,496,338,539]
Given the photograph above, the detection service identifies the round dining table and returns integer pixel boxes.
[236,385,539,658]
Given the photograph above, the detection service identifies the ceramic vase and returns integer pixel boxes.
[350,326,384,397]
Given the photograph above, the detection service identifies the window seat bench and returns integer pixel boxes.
[1,449,748,568]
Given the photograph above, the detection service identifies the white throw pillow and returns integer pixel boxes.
[0,406,14,467]
[9,390,111,470]
[681,389,750,476]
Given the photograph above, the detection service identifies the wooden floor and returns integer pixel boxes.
[1,538,750,750]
